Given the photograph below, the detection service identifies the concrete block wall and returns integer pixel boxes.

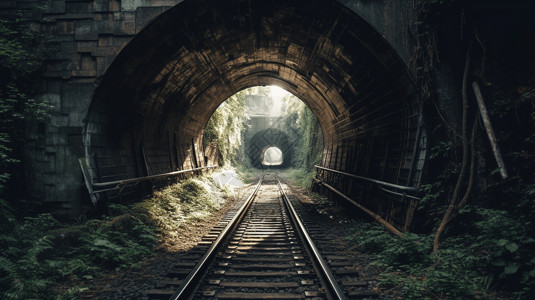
[14,0,186,215]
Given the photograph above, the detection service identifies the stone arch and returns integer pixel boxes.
[82,0,426,225]
[247,128,292,168]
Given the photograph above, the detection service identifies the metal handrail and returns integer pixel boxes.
[278,179,348,300]
[93,165,218,188]
[170,174,265,300]
[314,165,418,193]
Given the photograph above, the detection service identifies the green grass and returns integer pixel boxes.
[284,168,316,188]
[0,174,230,299]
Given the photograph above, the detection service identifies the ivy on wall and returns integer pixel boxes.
[203,89,249,167]
[283,95,323,170]
[0,11,54,216]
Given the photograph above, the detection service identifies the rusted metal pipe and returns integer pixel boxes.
[91,165,218,188]
[315,179,404,237]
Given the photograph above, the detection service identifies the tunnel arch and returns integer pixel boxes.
[247,129,292,168]
[82,0,426,226]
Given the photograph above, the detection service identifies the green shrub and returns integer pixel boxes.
[345,208,534,299]
[0,209,157,299]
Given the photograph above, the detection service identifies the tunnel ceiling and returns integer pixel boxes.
[85,0,423,190]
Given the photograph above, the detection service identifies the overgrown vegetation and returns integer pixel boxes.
[204,86,323,185]
[204,90,249,168]
[282,95,323,187]
[137,176,229,247]
[347,203,534,299]
[284,168,318,189]
[0,175,229,299]
[283,95,323,170]
[0,11,54,207]
[389,2,535,298]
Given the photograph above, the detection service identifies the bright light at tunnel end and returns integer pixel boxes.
[262,146,283,166]
[267,85,290,100]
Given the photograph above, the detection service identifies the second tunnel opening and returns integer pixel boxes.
[204,86,323,171]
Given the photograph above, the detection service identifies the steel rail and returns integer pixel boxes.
[277,179,348,300]
[314,165,418,193]
[169,173,265,300]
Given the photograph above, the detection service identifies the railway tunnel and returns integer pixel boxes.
[82,0,426,229]
[247,128,292,168]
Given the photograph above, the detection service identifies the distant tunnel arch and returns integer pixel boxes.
[247,129,292,168]
[82,0,426,227]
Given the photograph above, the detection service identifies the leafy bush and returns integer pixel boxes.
[0,174,229,299]
[346,208,534,299]
[1,11,54,202]
[283,96,323,170]
[0,210,156,299]
[204,90,248,167]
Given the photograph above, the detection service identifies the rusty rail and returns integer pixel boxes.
[170,174,265,299]
[278,178,348,299]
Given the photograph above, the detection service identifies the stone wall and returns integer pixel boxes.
[5,0,425,220]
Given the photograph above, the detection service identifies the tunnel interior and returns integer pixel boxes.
[82,0,426,229]
[247,128,292,168]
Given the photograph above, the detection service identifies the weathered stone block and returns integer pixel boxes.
[96,56,113,75]
[46,132,68,146]
[135,6,168,32]
[53,13,94,21]
[108,0,120,12]
[45,184,56,200]
[96,34,111,46]
[93,0,109,12]
[50,114,70,127]
[0,1,17,8]
[46,60,65,72]
[54,20,76,35]
[121,0,149,11]
[92,46,117,57]
[44,70,72,79]
[66,0,93,13]
[75,20,98,40]
[41,92,62,113]
[68,134,83,149]
[71,69,97,77]
[62,82,93,115]
[76,40,98,51]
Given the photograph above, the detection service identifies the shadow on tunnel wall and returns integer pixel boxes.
[79,0,425,230]
[247,128,293,169]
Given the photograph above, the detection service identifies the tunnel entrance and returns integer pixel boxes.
[263,147,283,166]
[247,128,292,168]
[82,0,426,231]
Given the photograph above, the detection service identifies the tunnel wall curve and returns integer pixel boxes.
[81,0,426,230]
[10,0,427,227]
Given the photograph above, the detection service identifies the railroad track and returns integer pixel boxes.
[146,172,379,299]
